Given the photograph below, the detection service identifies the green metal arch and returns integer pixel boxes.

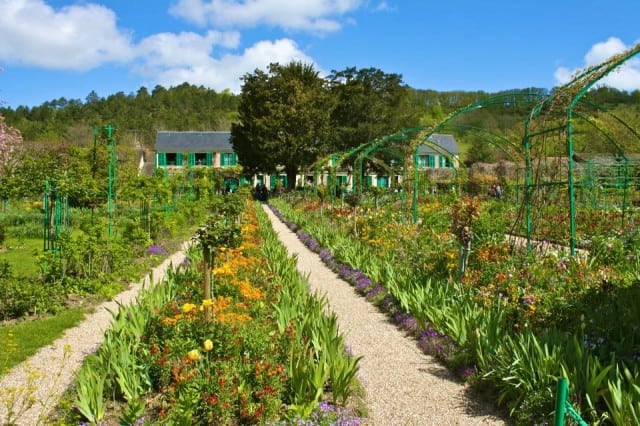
[524,42,640,254]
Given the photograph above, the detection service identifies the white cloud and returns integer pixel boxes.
[554,37,640,90]
[135,37,318,93]
[0,0,325,96]
[0,0,134,70]
[136,31,241,69]
[169,0,364,33]
[372,1,395,12]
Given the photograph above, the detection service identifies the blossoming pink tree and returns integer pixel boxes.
[0,114,22,171]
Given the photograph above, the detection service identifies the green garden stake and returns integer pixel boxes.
[554,378,588,426]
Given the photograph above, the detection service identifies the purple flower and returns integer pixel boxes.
[457,365,477,380]
[365,284,385,300]
[319,249,333,263]
[355,276,372,292]
[393,313,420,334]
[307,238,320,252]
[147,245,168,255]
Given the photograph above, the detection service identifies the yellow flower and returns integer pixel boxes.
[182,303,197,314]
[187,349,201,361]
[203,339,213,352]
[202,299,213,308]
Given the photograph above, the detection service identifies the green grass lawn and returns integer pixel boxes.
[0,237,42,278]
[0,307,89,376]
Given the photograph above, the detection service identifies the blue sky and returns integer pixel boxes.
[1,0,639,109]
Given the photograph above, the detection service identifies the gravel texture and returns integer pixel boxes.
[262,204,510,425]
[0,243,189,426]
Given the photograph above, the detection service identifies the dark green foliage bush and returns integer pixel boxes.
[0,266,65,320]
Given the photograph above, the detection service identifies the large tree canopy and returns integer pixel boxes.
[327,67,420,152]
[231,61,334,189]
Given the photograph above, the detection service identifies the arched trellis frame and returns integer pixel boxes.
[308,127,429,197]
[524,42,640,254]
[407,92,548,222]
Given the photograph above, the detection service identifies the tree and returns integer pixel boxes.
[231,62,334,190]
[327,67,420,152]
[0,114,22,172]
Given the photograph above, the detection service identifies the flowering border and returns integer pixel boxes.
[268,205,476,380]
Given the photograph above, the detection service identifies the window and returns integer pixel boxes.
[165,153,182,166]
[195,153,208,165]
[417,155,435,168]
[221,152,237,166]
[377,176,389,188]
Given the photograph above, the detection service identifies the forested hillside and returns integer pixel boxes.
[2,81,640,163]
[0,83,241,147]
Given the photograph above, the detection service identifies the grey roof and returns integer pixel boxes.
[155,131,233,152]
[417,133,460,155]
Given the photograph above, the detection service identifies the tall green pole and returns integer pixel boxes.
[412,146,419,223]
[567,109,577,255]
[101,125,117,238]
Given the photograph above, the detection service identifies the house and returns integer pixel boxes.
[155,131,238,168]
[416,133,460,169]
[152,130,460,191]
[355,133,460,190]
[153,131,285,189]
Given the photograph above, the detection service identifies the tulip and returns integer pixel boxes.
[203,339,213,352]
[187,349,201,361]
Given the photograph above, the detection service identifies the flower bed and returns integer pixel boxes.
[270,194,640,425]
[63,199,364,425]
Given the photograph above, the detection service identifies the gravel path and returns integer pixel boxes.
[0,243,189,426]
[262,205,510,425]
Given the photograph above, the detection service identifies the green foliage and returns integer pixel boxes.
[0,271,66,320]
[271,192,640,425]
[232,61,334,188]
[328,66,420,152]
[1,83,240,144]
[73,357,106,424]
[67,202,362,424]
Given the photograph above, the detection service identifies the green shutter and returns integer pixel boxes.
[206,152,213,166]
[188,153,195,167]
[427,155,435,168]
[176,153,183,166]
[157,152,167,167]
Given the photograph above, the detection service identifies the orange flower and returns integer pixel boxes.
[162,317,177,326]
